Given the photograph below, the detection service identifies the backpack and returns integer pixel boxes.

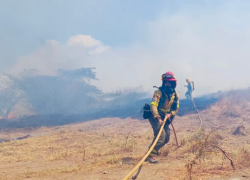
[191,81,195,91]
[142,103,152,119]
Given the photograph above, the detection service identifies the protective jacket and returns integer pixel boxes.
[187,80,194,92]
[150,87,179,118]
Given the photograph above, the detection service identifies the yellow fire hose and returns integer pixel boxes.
[122,114,170,180]
[123,99,201,179]
[130,119,179,180]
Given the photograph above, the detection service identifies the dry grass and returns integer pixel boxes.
[1,119,250,179]
[1,89,250,179]
[0,118,154,179]
[210,89,250,119]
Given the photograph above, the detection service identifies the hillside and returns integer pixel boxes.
[0,94,218,130]
[1,90,250,179]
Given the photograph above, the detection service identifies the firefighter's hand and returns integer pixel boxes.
[156,116,164,124]
[166,114,171,120]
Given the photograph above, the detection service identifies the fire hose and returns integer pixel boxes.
[123,99,201,179]
[191,99,203,135]
[122,114,179,180]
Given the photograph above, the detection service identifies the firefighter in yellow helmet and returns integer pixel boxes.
[146,71,179,163]
[185,78,194,100]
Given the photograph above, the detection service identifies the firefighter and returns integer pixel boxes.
[185,78,194,100]
[146,71,179,163]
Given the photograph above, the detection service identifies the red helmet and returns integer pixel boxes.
[161,71,177,81]
[161,71,177,88]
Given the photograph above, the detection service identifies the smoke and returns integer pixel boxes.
[0,69,148,119]
[9,5,250,98]
[10,35,110,76]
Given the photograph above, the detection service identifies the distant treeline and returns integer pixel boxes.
[0,68,147,120]
[0,94,219,130]
[2,67,246,130]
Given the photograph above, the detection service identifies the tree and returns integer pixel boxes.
[1,68,148,119]
[4,68,101,115]
[0,76,23,119]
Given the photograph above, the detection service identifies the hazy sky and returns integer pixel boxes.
[1,0,250,98]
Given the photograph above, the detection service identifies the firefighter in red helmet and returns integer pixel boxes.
[146,72,180,163]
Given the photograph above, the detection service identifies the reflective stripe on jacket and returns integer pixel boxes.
[150,89,179,118]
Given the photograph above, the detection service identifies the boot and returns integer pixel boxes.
[146,156,159,163]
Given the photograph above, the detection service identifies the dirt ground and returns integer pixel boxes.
[1,110,250,180]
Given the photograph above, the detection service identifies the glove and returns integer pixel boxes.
[166,113,171,120]
[155,116,164,124]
